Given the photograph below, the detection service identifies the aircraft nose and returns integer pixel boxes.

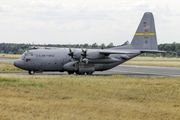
[14,59,24,68]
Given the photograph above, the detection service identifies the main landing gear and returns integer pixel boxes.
[68,71,74,75]
[68,71,93,75]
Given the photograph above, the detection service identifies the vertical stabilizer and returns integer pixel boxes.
[131,12,158,50]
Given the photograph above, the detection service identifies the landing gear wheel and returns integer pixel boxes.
[80,72,85,75]
[86,72,93,75]
[75,71,80,75]
[75,71,85,75]
[68,71,74,75]
[29,70,35,75]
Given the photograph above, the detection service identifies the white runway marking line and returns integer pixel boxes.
[109,70,180,77]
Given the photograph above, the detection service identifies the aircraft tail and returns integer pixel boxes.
[130,12,158,50]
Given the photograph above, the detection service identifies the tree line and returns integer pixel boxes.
[0,41,180,57]
[0,42,117,54]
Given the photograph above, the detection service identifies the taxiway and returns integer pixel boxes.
[1,58,180,77]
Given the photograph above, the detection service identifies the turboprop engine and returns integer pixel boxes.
[67,47,122,64]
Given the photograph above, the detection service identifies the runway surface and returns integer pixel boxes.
[0,58,16,63]
[1,58,180,77]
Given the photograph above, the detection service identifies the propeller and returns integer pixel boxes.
[81,46,88,57]
[29,42,38,49]
[33,42,35,48]
[68,45,75,61]
[81,47,88,64]
[44,43,46,49]
[68,45,89,64]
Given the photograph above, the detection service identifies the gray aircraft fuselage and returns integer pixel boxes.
[14,48,140,75]
[14,12,166,75]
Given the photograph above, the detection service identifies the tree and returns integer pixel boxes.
[107,42,114,48]
[121,41,129,46]
[100,43,106,49]
[92,43,98,49]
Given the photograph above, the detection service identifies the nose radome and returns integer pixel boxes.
[14,59,24,68]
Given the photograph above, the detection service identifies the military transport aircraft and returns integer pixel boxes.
[14,12,166,75]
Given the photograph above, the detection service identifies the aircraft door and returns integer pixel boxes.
[54,59,61,70]
[39,62,46,70]
[58,58,64,71]
[25,58,36,70]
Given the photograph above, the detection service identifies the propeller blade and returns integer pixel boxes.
[82,58,88,64]
[68,44,75,61]
[81,48,87,58]
[44,43,46,49]
[85,59,88,64]
[80,56,83,63]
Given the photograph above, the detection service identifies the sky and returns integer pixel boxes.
[0,0,180,45]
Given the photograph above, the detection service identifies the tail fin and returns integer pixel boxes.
[131,12,158,50]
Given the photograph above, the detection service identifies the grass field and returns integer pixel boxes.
[0,75,180,120]
[123,57,180,68]
[0,54,21,59]
[0,62,26,73]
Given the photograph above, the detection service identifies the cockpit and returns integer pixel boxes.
[20,51,33,59]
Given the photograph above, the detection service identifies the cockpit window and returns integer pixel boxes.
[20,51,33,59]
[26,52,33,57]
[20,51,27,59]
[22,51,27,57]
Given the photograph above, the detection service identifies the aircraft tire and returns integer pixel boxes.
[75,71,79,75]
[75,71,85,75]
[29,70,35,75]
[68,71,74,75]
[81,72,85,75]
[86,72,93,75]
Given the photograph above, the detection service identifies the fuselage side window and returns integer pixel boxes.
[26,59,31,62]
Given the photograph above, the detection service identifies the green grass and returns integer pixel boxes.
[0,78,18,82]
[18,82,44,87]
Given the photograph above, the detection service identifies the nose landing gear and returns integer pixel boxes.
[29,70,35,75]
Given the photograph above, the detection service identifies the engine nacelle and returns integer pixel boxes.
[73,50,82,59]
[63,61,78,71]
[86,50,105,59]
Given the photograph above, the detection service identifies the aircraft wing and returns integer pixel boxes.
[99,50,140,54]
[99,49,167,55]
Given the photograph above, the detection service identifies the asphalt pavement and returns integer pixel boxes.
[1,58,180,77]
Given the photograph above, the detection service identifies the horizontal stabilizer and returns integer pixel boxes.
[141,50,168,53]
